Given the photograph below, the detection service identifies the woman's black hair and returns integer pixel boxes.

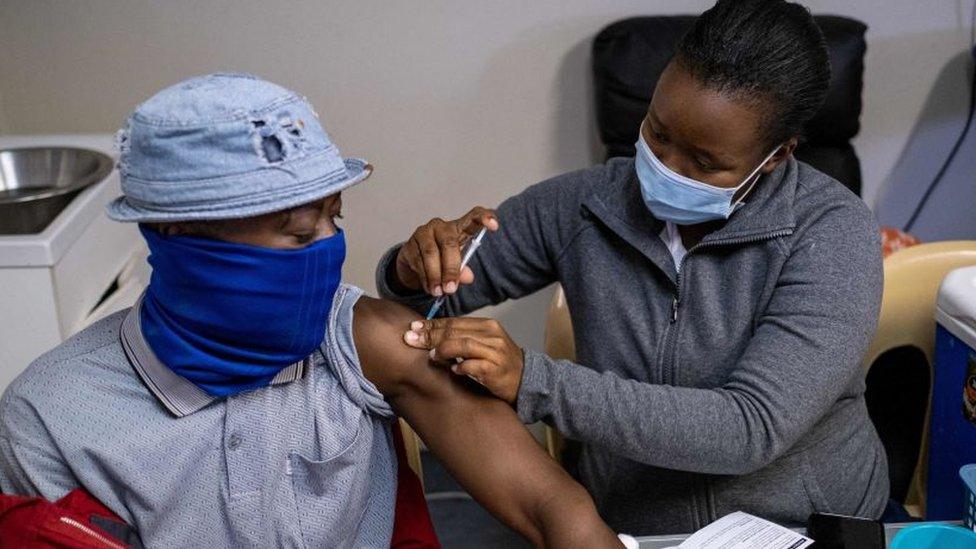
[675,0,831,146]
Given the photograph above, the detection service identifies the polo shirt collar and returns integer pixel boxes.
[119,295,308,417]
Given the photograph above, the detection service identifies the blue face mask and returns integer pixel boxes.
[139,226,345,396]
[635,128,779,225]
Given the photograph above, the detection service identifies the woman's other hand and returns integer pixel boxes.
[395,207,499,297]
[403,317,524,405]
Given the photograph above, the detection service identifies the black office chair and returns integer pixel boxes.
[592,15,866,196]
[590,15,928,517]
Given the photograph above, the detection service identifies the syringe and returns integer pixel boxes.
[425,227,488,319]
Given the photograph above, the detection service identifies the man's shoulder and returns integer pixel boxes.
[350,293,429,401]
[353,293,417,331]
[14,309,131,382]
[351,292,421,363]
[1,310,141,432]
[317,285,398,417]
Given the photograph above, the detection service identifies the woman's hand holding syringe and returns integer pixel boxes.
[393,206,500,299]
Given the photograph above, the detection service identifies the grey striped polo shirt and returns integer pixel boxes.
[0,284,398,548]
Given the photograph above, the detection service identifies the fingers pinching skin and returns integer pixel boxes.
[402,318,494,349]
[402,317,525,405]
[430,337,497,364]
[452,359,493,385]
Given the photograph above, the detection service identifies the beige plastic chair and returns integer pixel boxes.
[544,287,576,462]
[543,241,976,515]
[399,419,424,488]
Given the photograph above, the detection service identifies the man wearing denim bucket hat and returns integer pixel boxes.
[0,74,624,548]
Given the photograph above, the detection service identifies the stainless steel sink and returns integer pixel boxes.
[0,147,114,234]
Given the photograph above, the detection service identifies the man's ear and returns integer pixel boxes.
[761,137,798,174]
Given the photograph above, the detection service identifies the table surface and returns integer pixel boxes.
[634,521,963,548]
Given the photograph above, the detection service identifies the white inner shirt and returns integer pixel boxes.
[659,221,688,272]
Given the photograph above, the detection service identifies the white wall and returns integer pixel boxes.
[1,0,972,352]
[0,90,9,134]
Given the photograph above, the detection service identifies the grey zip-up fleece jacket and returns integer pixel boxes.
[376,156,889,535]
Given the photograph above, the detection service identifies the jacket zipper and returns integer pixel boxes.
[670,229,794,320]
[58,516,127,549]
[658,228,794,523]
[661,230,795,382]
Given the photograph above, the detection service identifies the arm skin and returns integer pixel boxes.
[353,296,621,548]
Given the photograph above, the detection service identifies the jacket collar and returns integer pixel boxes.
[581,156,799,281]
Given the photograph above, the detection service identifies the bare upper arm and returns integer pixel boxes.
[350,296,619,547]
[352,296,447,403]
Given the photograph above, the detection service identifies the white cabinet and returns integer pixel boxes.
[0,135,145,394]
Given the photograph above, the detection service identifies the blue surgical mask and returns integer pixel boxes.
[635,127,780,225]
[139,226,345,397]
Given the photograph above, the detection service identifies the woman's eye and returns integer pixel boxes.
[696,158,716,171]
[294,233,315,244]
[652,130,667,143]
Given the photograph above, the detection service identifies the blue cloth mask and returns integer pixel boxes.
[635,127,779,225]
[139,226,345,396]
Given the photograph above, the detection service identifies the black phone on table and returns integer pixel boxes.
[807,512,886,549]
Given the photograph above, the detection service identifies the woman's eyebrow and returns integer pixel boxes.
[688,142,736,166]
[647,107,667,131]
[689,145,721,162]
[649,105,734,166]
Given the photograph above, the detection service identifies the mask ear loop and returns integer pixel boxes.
[730,146,783,210]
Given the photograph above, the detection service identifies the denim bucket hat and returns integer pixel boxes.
[107,73,370,222]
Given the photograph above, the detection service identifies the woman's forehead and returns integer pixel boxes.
[650,63,767,159]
